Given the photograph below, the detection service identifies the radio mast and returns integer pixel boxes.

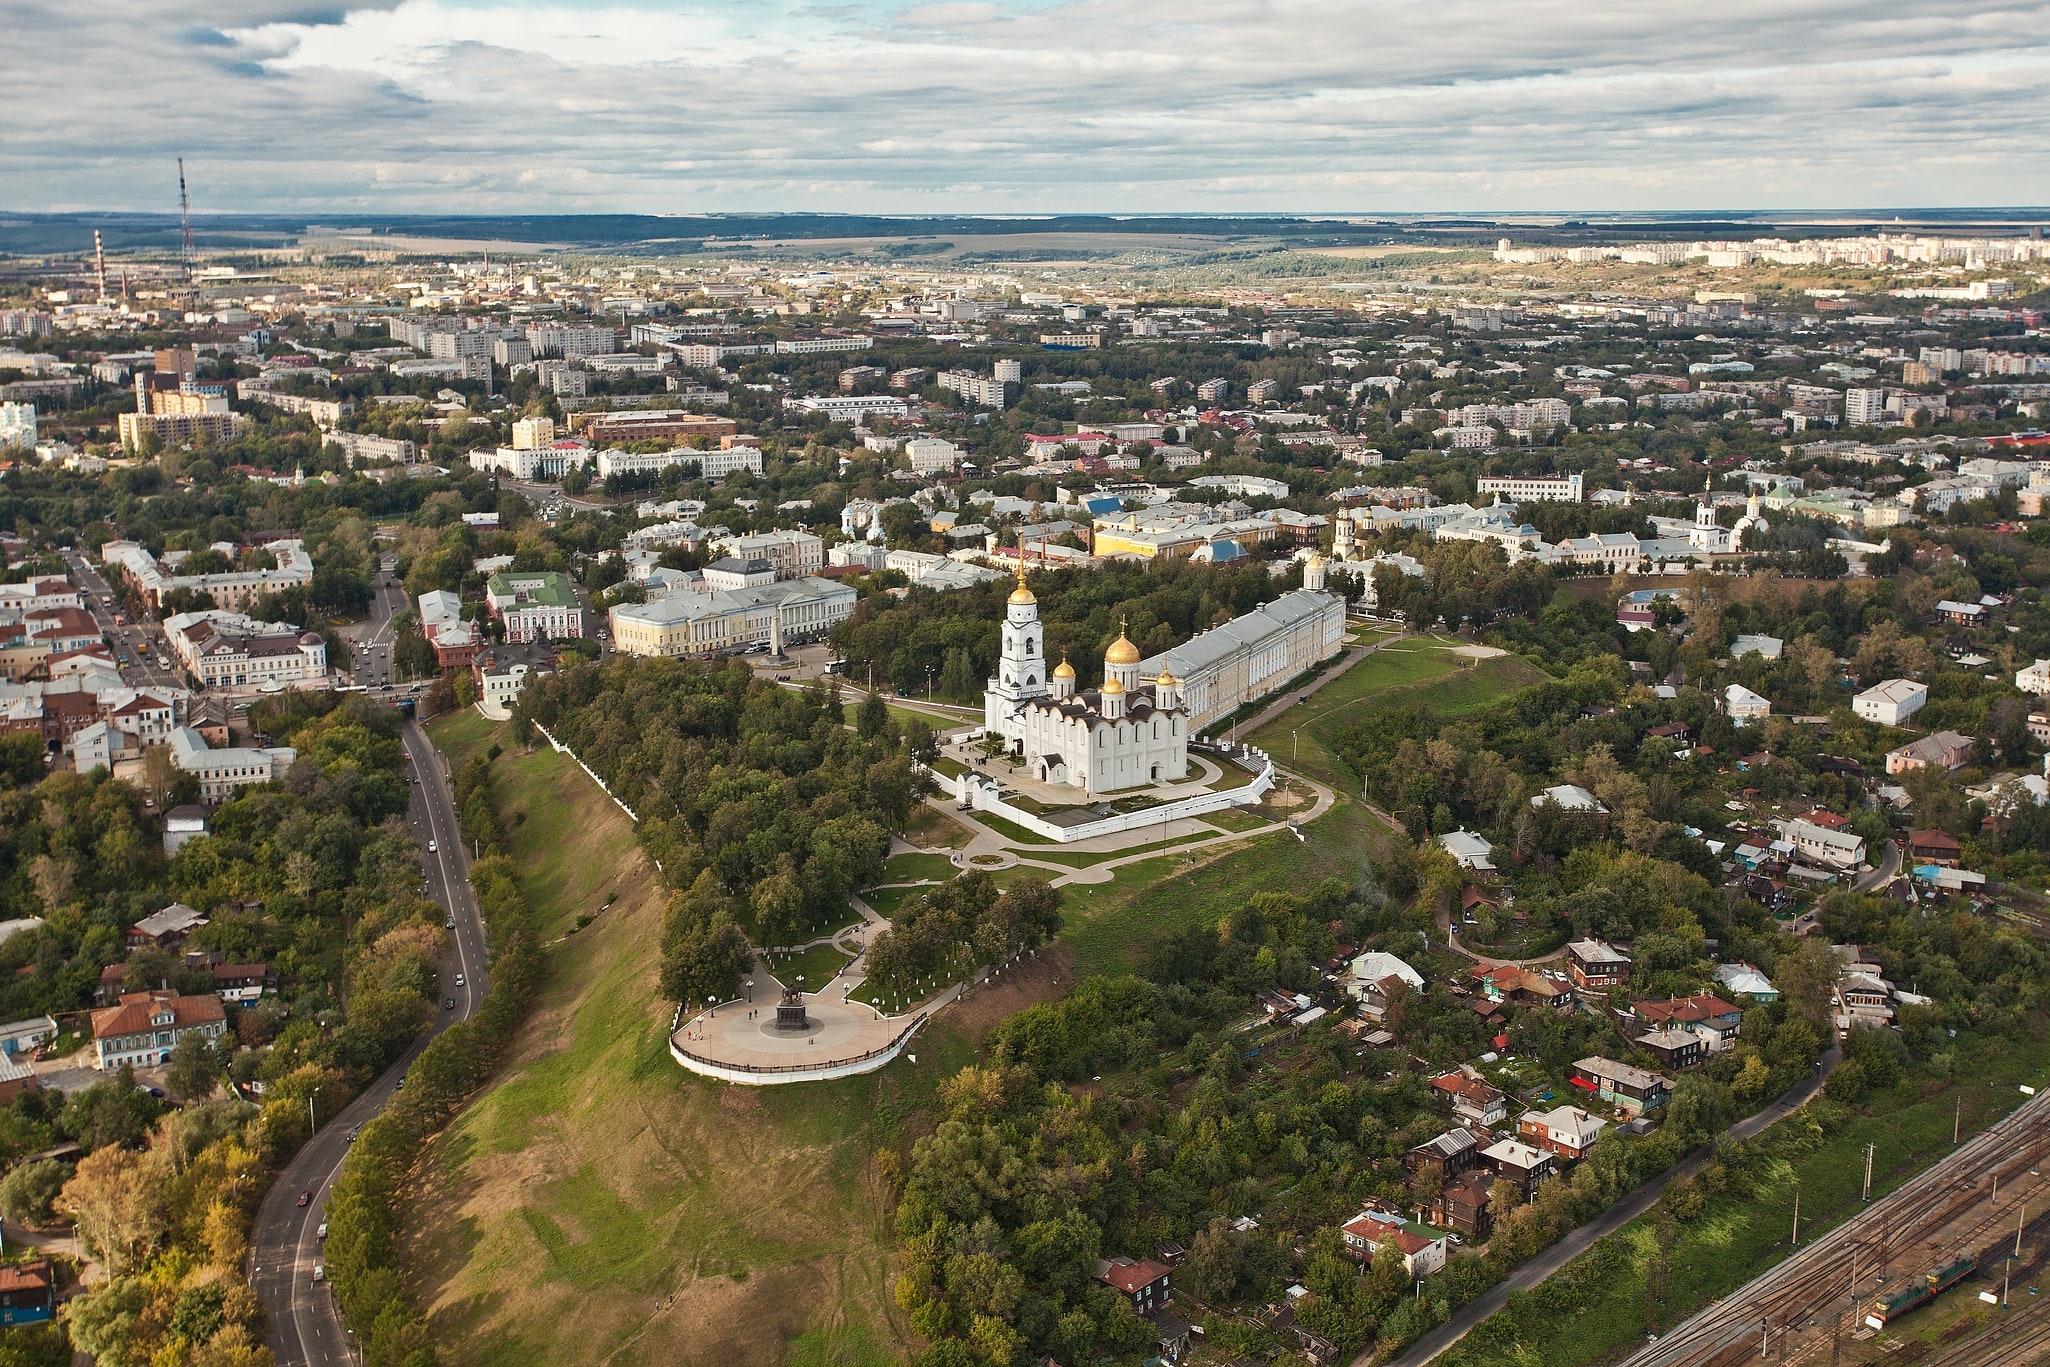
[178,158,194,259]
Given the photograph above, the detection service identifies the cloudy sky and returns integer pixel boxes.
[6,0,2049,214]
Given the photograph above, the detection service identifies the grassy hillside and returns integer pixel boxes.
[401,714,981,1367]
[1059,642,1547,976]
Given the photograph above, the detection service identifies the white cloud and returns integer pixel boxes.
[0,0,2046,212]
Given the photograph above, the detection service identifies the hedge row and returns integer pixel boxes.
[319,852,546,1366]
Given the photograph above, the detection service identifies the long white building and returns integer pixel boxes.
[1137,586,1347,729]
[165,610,328,688]
[102,540,315,612]
[167,726,296,804]
[608,577,855,657]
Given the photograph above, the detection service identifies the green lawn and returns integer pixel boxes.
[882,851,957,884]
[1443,1031,2050,1367]
[402,724,944,1367]
[763,941,854,992]
[864,883,930,919]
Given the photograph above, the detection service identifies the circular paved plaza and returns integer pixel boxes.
[671,988,909,1075]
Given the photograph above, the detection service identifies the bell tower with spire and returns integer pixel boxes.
[985,561,1049,735]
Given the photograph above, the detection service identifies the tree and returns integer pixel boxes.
[58,1145,165,1277]
[0,1158,70,1227]
[452,671,476,709]
[1181,1216,1244,1304]
[165,1032,220,1103]
[857,689,890,739]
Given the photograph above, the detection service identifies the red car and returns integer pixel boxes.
[297,1191,311,1208]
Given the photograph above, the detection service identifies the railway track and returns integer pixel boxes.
[1918,1287,2050,1367]
[1618,1088,2050,1367]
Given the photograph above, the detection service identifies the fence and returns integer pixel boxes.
[668,1012,931,1086]
[924,749,1275,843]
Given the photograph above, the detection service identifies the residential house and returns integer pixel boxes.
[1715,962,1778,1002]
[1516,1105,1607,1162]
[125,902,207,950]
[1570,1056,1673,1114]
[1346,950,1424,1018]
[0,1259,54,1327]
[1775,817,1867,870]
[1440,829,1495,871]
[1933,599,1987,627]
[1405,1127,1481,1183]
[1907,828,1963,867]
[1853,678,1929,727]
[162,804,211,858]
[1885,731,1975,777]
[90,990,227,1070]
[1837,971,1897,1029]
[1095,1257,1173,1315]
[0,1016,57,1058]
[1472,963,1575,1012]
[0,1055,41,1106]
[1530,783,1609,831]
[1431,1171,1496,1241]
[1634,1028,1705,1071]
[2016,659,2050,695]
[1725,684,1772,726]
[1566,938,1631,991]
[1339,1211,1447,1277]
[1632,994,1744,1052]
[1432,1067,1509,1128]
[1480,1138,1556,1199]
[211,963,273,1005]
[1730,634,1784,660]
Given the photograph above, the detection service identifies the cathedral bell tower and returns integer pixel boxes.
[985,564,1049,735]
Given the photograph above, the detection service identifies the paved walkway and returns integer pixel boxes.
[1381,1044,1843,1367]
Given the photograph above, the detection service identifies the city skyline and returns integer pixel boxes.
[6,0,2050,215]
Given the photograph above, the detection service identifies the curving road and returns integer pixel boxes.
[249,719,489,1366]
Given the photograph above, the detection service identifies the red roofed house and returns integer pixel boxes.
[1339,1211,1447,1276]
[1431,1066,1509,1128]
[1632,993,1745,1053]
[0,1258,54,1326]
[1095,1256,1173,1314]
[91,990,226,1070]
[1907,829,1962,868]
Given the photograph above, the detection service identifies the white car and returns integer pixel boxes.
[427,840,438,853]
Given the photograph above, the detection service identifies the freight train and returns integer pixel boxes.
[1863,1256,1977,1330]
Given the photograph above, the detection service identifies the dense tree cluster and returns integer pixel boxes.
[512,657,922,984]
[861,871,1063,999]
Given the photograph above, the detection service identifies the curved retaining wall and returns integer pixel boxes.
[926,750,1275,843]
[669,1011,931,1086]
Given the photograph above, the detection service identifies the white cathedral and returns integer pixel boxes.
[983,569,1191,796]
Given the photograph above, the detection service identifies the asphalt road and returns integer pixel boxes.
[62,547,185,694]
[1381,1045,1843,1367]
[249,720,488,1367]
[1856,838,1902,892]
[343,559,411,694]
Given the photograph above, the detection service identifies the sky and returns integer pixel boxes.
[5,0,2049,215]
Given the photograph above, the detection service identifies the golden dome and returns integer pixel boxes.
[1101,676,1127,696]
[1008,583,1037,605]
[1105,633,1141,665]
[1053,658,1076,679]
[1155,668,1177,687]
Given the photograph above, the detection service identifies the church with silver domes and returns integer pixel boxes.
[983,568,1190,796]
